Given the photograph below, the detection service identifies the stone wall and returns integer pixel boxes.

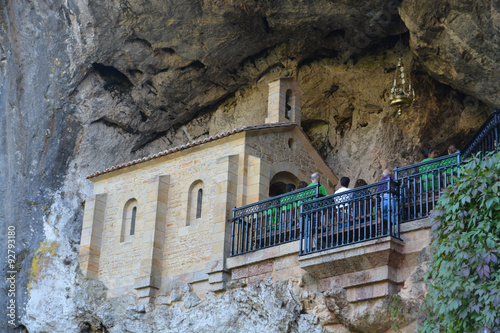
[81,133,246,299]
[80,125,338,303]
[246,127,338,193]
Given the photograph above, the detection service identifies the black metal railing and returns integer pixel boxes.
[230,108,499,257]
[395,152,461,222]
[230,184,320,256]
[462,109,500,160]
[300,179,400,255]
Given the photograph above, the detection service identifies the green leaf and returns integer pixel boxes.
[421,150,500,332]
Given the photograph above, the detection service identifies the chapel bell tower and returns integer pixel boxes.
[265,76,303,125]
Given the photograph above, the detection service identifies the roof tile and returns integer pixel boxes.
[87,122,298,179]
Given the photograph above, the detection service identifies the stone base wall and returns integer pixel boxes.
[227,241,305,285]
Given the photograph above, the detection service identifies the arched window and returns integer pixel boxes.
[187,180,204,225]
[121,199,138,242]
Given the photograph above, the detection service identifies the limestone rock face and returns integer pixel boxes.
[400,0,500,107]
[171,49,489,183]
[0,0,497,332]
[31,278,325,333]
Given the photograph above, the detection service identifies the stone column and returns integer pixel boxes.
[79,193,107,279]
[206,155,238,292]
[134,175,169,304]
[246,155,270,203]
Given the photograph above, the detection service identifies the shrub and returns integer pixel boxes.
[420,151,500,332]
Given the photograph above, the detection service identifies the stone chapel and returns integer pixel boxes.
[79,77,339,304]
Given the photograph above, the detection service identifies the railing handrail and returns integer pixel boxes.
[394,151,462,181]
[230,183,321,256]
[301,178,399,213]
[232,183,319,216]
[394,151,460,172]
[299,178,401,255]
[461,108,500,159]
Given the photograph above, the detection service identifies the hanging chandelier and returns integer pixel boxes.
[390,56,415,115]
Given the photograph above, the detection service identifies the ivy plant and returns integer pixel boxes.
[386,294,417,333]
[420,151,500,332]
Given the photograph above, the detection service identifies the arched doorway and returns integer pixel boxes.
[269,171,300,197]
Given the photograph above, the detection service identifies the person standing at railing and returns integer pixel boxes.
[334,177,352,230]
[378,169,397,225]
[448,145,457,155]
[285,183,296,193]
[354,179,367,188]
[280,183,297,229]
[281,183,296,208]
[308,172,328,196]
[445,145,459,180]
[297,181,308,189]
[334,177,351,195]
[421,147,438,162]
[420,147,438,192]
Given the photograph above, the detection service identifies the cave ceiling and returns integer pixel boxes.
[82,0,405,149]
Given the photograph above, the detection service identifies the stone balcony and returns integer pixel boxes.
[227,217,431,303]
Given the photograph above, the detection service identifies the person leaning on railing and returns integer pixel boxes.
[377,168,397,223]
[445,145,459,177]
[297,181,308,189]
[354,179,368,188]
[279,183,297,228]
[419,148,438,192]
[334,177,352,227]
[294,181,310,227]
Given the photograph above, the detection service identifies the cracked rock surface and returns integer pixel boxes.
[0,0,497,332]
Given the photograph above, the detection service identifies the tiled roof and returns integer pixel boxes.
[87,122,298,179]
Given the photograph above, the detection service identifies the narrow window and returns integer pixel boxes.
[130,206,137,235]
[196,189,203,219]
[285,89,293,120]
[187,180,204,225]
[121,198,138,242]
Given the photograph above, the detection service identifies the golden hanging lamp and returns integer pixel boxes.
[390,57,415,115]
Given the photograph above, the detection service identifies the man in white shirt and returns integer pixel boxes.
[335,177,351,195]
[334,177,352,233]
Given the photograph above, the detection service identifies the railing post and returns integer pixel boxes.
[299,203,304,255]
[387,177,391,236]
[495,124,499,153]
[396,180,400,238]
[230,207,236,256]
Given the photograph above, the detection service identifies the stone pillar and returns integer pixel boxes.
[79,193,107,279]
[134,175,169,304]
[206,155,239,292]
[246,155,270,203]
[265,77,303,125]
